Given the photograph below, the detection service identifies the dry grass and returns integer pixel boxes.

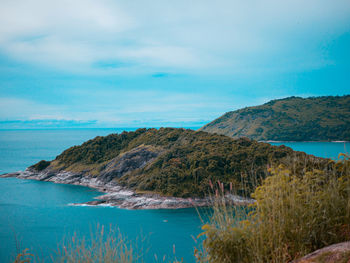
[12,224,185,263]
[13,249,34,263]
[55,225,141,263]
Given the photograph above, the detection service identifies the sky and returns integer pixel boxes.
[0,0,349,128]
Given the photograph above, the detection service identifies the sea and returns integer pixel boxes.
[0,129,348,263]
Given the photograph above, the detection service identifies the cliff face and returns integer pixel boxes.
[25,144,163,190]
[20,128,329,199]
[98,145,162,183]
[200,95,350,141]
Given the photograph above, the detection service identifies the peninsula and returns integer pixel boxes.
[1,128,330,209]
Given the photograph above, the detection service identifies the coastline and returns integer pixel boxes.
[0,169,254,209]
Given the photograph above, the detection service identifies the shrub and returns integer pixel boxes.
[29,160,51,171]
[198,155,350,263]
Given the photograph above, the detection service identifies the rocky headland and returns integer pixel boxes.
[0,128,330,209]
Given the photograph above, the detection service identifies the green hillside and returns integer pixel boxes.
[200,95,350,141]
[31,128,329,198]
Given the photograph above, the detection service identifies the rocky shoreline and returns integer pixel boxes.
[0,169,254,209]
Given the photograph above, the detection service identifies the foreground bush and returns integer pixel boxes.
[198,155,350,263]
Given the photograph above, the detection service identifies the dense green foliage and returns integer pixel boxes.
[29,160,51,171]
[37,128,330,198]
[200,95,350,141]
[198,156,350,263]
[56,128,150,165]
[118,130,324,198]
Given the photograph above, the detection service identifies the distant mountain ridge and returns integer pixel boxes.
[200,95,350,141]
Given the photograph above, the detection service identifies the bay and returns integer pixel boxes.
[0,129,348,262]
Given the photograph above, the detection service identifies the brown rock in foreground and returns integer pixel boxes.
[294,242,350,263]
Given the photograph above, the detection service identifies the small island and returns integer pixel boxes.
[1,128,331,209]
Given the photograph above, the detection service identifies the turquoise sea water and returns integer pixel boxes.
[0,129,349,262]
[270,141,349,160]
[0,129,204,263]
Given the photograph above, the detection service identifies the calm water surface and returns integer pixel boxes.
[0,129,348,262]
[270,141,349,159]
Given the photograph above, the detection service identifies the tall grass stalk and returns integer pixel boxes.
[55,224,142,263]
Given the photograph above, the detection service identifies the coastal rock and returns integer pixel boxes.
[294,242,350,263]
[1,169,254,209]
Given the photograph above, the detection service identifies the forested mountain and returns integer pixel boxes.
[200,95,350,141]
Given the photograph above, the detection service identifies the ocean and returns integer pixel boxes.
[0,129,348,262]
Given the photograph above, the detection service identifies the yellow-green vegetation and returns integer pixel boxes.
[200,95,350,141]
[197,154,350,263]
[31,128,329,198]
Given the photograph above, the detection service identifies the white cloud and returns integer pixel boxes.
[0,0,349,74]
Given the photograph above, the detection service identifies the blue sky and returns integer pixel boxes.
[0,0,349,128]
